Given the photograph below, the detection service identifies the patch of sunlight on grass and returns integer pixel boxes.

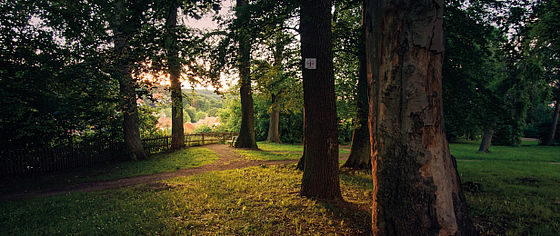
[234,149,301,161]
[256,142,303,152]
[0,165,373,235]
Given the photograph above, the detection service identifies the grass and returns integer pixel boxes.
[235,149,302,161]
[87,147,219,181]
[0,165,372,235]
[0,147,219,195]
[241,142,350,162]
[450,140,560,162]
[257,141,303,152]
[257,141,350,154]
[451,140,560,235]
[1,141,559,235]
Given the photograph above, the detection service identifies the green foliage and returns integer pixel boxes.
[193,124,213,133]
[138,103,163,138]
[218,92,304,143]
[0,0,125,151]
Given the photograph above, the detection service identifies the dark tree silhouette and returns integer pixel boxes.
[299,0,342,200]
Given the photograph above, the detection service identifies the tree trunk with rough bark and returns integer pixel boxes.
[166,1,185,150]
[266,94,281,143]
[343,25,371,170]
[478,128,494,152]
[296,109,306,171]
[299,0,342,200]
[113,0,146,160]
[364,0,476,234]
[234,0,258,149]
[544,101,559,146]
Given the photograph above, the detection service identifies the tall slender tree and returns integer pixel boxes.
[234,0,258,149]
[364,0,476,234]
[165,0,185,150]
[299,0,342,200]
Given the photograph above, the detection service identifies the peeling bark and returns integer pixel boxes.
[364,0,476,234]
[299,0,342,200]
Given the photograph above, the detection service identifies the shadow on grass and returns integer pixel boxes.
[318,199,372,235]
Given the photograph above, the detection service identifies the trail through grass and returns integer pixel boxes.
[0,147,219,195]
[1,141,559,235]
[0,165,372,235]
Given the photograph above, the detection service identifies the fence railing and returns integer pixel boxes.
[0,132,238,177]
[143,132,238,154]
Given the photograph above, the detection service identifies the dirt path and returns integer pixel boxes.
[0,144,297,202]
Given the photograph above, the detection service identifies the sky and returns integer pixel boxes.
[178,0,237,92]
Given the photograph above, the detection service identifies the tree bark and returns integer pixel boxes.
[544,101,559,146]
[296,109,306,171]
[113,0,146,160]
[234,0,258,149]
[299,0,342,200]
[478,128,494,152]
[343,24,371,170]
[266,94,281,143]
[166,1,185,150]
[364,0,476,235]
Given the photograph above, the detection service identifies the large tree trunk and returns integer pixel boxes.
[544,101,559,146]
[299,0,342,200]
[343,25,371,170]
[478,128,494,152]
[113,0,146,160]
[364,0,476,235]
[266,94,281,143]
[234,0,258,149]
[166,1,185,150]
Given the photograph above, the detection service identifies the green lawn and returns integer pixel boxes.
[1,141,559,235]
[451,140,560,235]
[0,147,219,195]
[0,165,372,235]
[88,147,219,181]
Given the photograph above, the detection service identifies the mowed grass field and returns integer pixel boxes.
[0,141,558,235]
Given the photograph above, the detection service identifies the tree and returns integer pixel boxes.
[364,0,476,234]
[299,0,342,200]
[234,0,258,149]
[529,0,560,146]
[335,0,371,170]
[164,0,185,150]
[112,0,148,160]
